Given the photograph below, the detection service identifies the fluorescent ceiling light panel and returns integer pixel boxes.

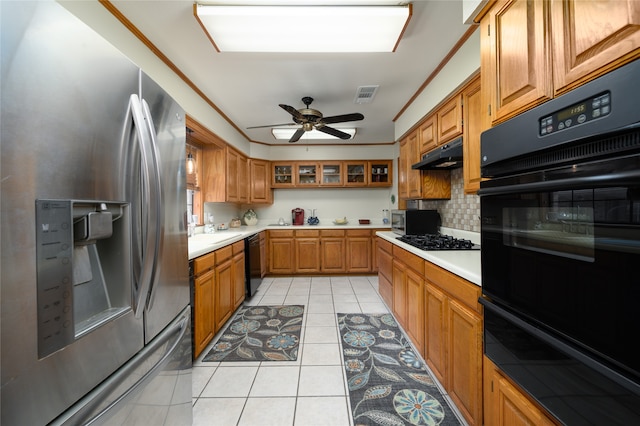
[271,128,356,140]
[194,4,412,52]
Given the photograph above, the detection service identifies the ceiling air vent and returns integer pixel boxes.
[354,85,379,104]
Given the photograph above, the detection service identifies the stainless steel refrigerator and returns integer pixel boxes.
[1,1,192,424]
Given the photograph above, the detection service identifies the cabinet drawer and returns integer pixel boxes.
[393,246,424,274]
[296,229,320,237]
[425,262,481,314]
[194,251,216,275]
[269,229,294,238]
[377,237,393,254]
[321,229,345,237]
[215,245,233,264]
[232,240,245,255]
[346,229,371,237]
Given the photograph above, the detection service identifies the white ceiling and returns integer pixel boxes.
[109,1,472,145]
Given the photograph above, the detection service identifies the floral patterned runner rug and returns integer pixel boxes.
[338,313,462,426]
[203,305,304,362]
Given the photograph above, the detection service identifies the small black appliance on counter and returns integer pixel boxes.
[391,209,441,235]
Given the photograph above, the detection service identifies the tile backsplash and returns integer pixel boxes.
[420,168,480,233]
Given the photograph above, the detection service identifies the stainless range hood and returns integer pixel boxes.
[412,137,463,170]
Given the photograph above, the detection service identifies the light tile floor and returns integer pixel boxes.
[191,275,465,426]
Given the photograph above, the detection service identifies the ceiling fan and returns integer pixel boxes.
[247,96,364,143]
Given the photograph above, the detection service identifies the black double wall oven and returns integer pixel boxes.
[479,59,640,425]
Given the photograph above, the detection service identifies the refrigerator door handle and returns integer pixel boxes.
[51,307,191,426]
[140,98,165,311]
[129,94,160,318]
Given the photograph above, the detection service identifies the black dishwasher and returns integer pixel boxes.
[245,233,263,297]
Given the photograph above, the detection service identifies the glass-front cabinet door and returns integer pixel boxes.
[296,163,319,186]
[369,160,392,186]
[345,161,367,186]
[272,163,294,187]
[320,163,343,186]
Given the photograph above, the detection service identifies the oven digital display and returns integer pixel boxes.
[557,102,587,121]
[539,91,611,136]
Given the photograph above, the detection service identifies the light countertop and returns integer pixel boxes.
[188,222,391,260]
[376,231,482,287]
[188,225,481,288]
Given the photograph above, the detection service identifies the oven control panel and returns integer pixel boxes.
[539,91,610,136]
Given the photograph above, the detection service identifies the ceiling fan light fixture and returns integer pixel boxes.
[194,4,412,53]
[272,127,356,140]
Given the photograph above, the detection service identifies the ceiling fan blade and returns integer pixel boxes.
[247,122,295,129]
[320,113,364,125]
[289,128,306,143]
[316,126,352,140]
[280,104,305,121]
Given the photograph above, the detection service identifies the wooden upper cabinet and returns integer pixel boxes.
[399,130,451,201]
[237,152,249,203]
[462,76,483,194]
[271,160,391,188]
[551,0,640,95]
[406,131,421,199]
[226,148,239,201]
[225,147,248,203]
[437,95,463,143]
[368,160,392,186]
[481,0,640,126]
[486,0,552,124]
[296,162,319,186]
[249,158,273,204]
[398,138,409,199]
[419,116,437,154]
[320,162,343,186]
[272,163,294,187]
[345,161,367,186]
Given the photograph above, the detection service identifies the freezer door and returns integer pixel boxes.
[51,307,192,426]
[139,73,190,343]
[1,3,146,425]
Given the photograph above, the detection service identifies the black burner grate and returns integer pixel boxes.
[397,234,480,250]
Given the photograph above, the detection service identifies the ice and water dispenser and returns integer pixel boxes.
[35,200,132,358]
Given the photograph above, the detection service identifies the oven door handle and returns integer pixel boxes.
[480,297,640,395]
[478,168,640,196]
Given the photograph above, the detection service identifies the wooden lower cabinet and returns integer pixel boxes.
[425,282,447,386]
[268,230,295,274]
[233,241,245,309]
[392,259,408,326]
[346,229,371,273]
[404,267,425,356]
[268,229,384,275]
[484,356,558,426]
[216,242,245,333]
[424,262,483,426]
[378,239,483,426]
[295,230,321,273]
[192,241,245,359]
[321,230,346,273]
[214,256,233,332]
[391,245,425,357]
[193,267,215,359]
[376,237,393,307]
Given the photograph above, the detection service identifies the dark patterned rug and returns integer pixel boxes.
[203,305,304,362]
[338,313,462,426]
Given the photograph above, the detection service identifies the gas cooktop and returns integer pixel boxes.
[397,234,480,251]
